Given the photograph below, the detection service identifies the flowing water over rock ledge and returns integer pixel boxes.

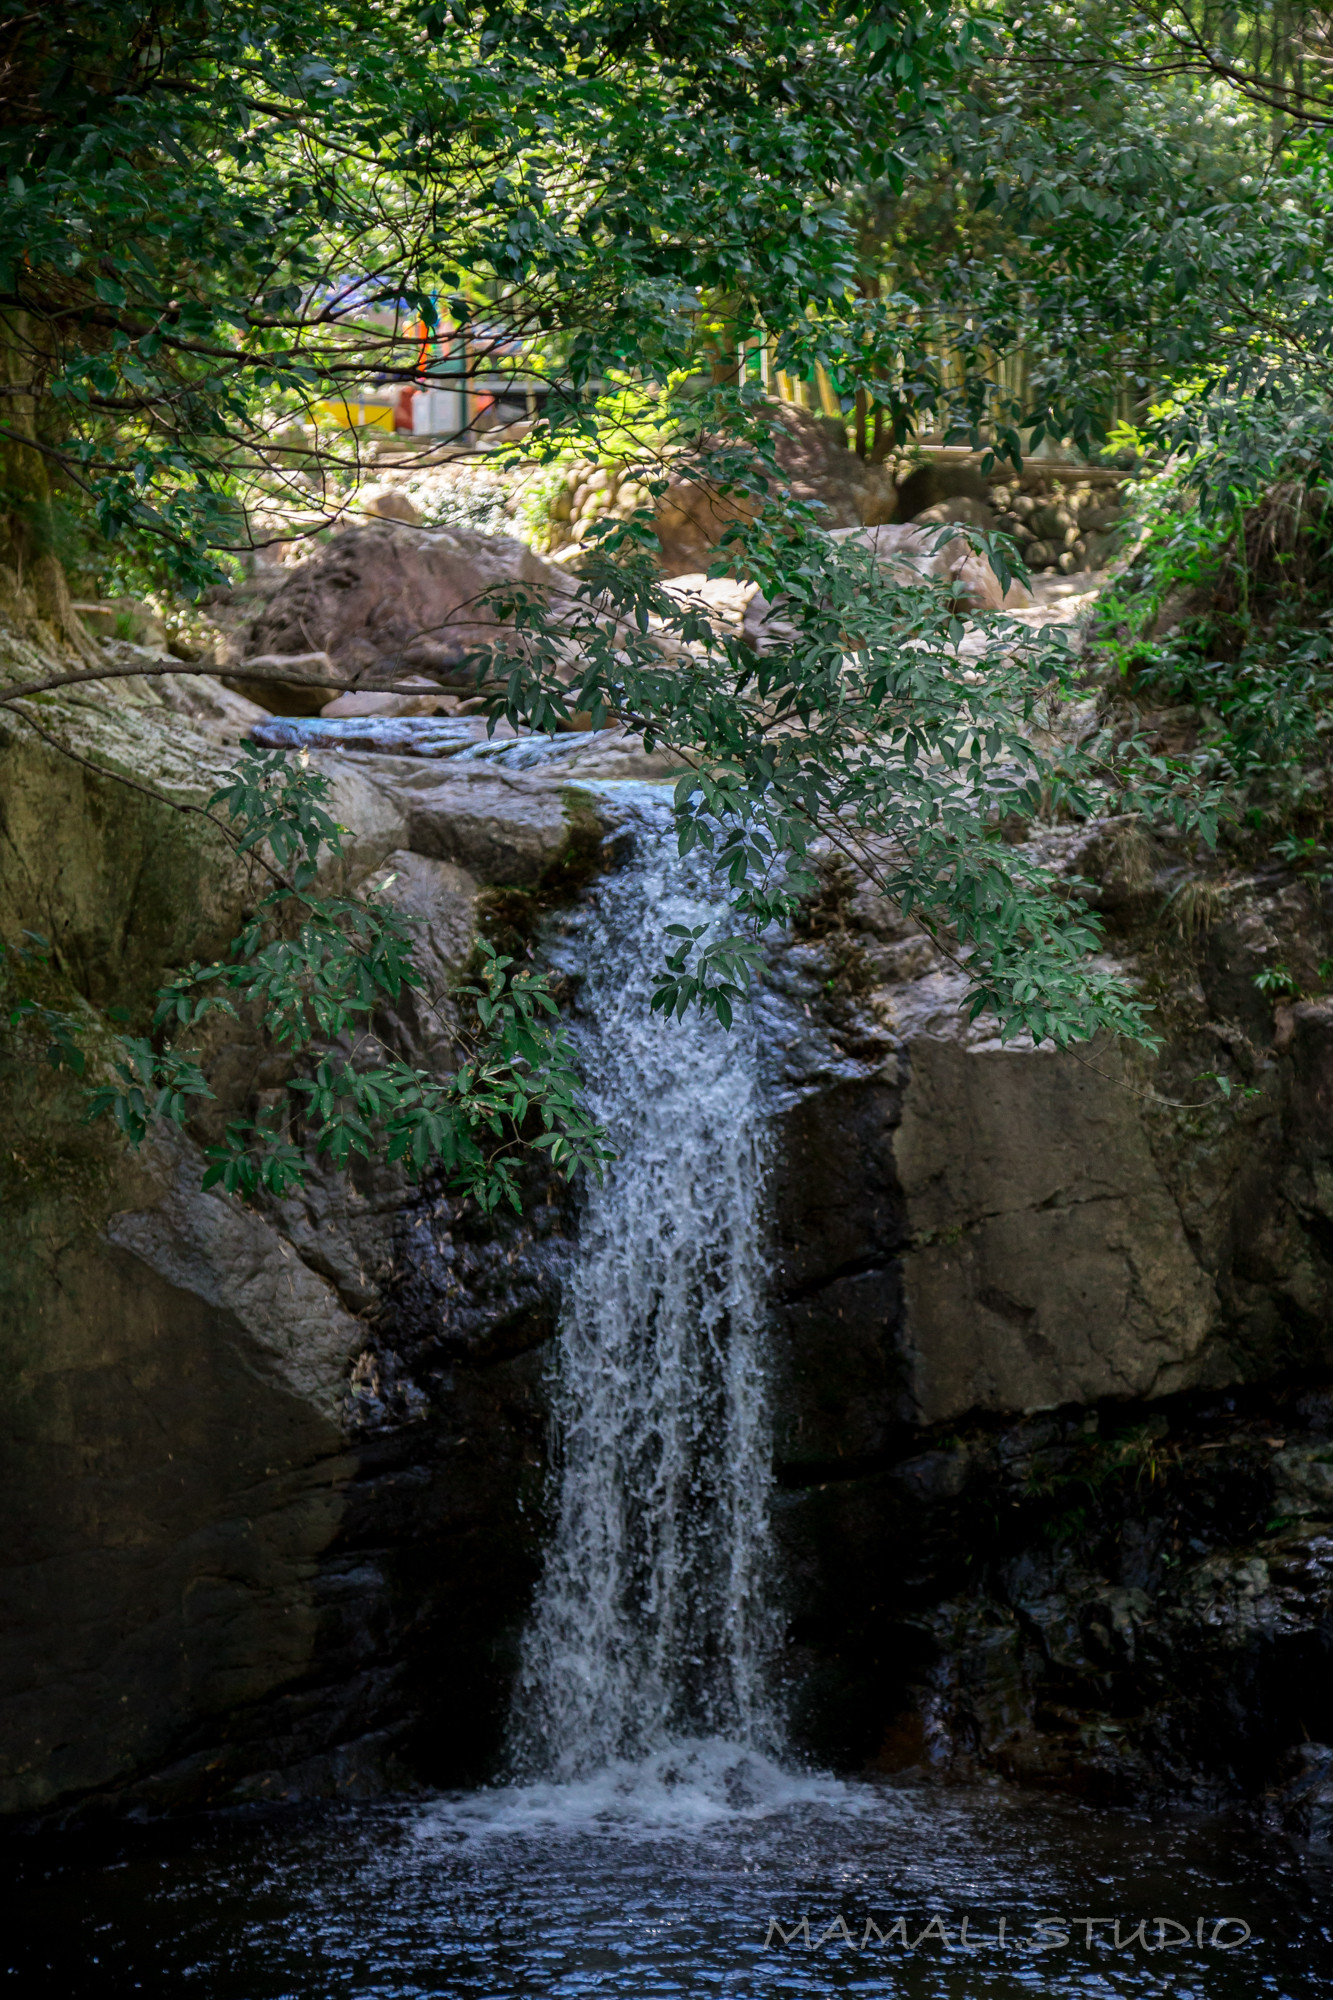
[509,794,778,1779]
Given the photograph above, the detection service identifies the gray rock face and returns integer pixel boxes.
[0,677,590,1819]
[237,522,568,684]
[767,838,1333,1792]
[769,845,1333,1442]
[894,1040,1218,1420]
[400,768,581,885]
[0,1212,356,1815]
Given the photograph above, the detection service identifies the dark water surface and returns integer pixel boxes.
[6,1746,1331,1999]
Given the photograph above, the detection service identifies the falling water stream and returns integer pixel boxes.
[508,789,778,1784]
[8,778,1333,1996]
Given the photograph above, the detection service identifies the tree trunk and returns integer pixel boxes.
[0,310,96,661]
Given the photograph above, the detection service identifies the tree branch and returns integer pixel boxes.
[0,659,462,706]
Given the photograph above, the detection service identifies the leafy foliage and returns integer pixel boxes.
[1093,403,1333,839]
[9,0,1333,1144]
[0,0,972,584]
[1,746,610,1210]
[6,0,1333,556]
[86,1038,214,1144]
[456,453,1231,1047]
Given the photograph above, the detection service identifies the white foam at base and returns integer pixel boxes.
[416,1738,869,1840]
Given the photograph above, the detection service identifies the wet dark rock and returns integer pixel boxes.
[403,769,586,887]
[1271,1741,1333,1845]
[780,1387,1333,1805]
[770,838,1333,1801]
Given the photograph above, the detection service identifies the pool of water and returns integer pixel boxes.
[7,1742,1330,1998]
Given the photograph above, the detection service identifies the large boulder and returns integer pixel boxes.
[765,830,1333,1786]
[767,1025,1223,1456]
[892,1037,1219,1421]
[828,522,1031,612]
[231,523,572,711]
[768,843,1333,1455]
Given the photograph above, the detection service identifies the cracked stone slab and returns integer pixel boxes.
[104,1131,365,1423]
[396,766,584,885]
[894,1037,1218,1420]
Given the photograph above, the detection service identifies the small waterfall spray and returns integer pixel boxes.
[507,792,780,1783]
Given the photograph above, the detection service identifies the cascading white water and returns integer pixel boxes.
[507,791,780,1783]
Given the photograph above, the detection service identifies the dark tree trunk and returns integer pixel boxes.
[0,310,95,659]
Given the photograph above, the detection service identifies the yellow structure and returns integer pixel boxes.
[311,396,396,431]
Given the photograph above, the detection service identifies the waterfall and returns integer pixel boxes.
[507,791,780,1783]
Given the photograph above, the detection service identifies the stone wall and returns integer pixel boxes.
[764,843,1333,1794]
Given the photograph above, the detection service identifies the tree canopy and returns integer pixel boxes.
[6,0,1330,553]
[0,0,968,578]
[3,0,1332,1201]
